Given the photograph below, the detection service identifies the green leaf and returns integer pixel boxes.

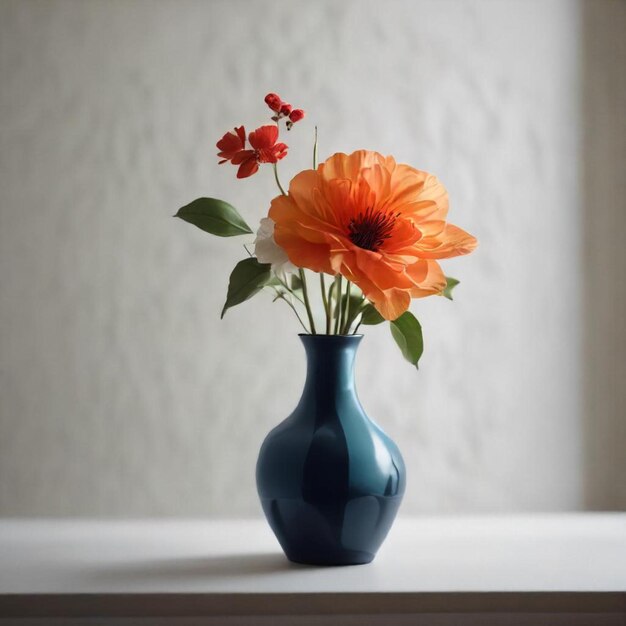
[360,303,385,325]
[347,283,363,299]
[390,311,424,369]
[175,198,252,237]
[221,258,272,318]
[334,294,365,332]
[266,276,282,287]
[443,276,460,300]
[290,274,303,292]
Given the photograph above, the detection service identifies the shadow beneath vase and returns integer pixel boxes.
[90,552,303,584]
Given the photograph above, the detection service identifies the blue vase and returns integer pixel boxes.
[256,334,405,565]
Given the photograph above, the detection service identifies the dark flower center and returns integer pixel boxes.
[348,207,398,252]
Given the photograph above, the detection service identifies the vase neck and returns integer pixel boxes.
[299,335,362,412]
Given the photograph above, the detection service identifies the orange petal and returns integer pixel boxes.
[407,259,446,296]
[354,248,414,291]
[350,260,412,319]
[382,219,421,253]
[375,288,411,321]
[271,194,344,245]
[388,170,449,222]
[290,171,345,230]
[274,229,333,273]
[361,163,392,205]
[318,180,354,225]
[320,151,384,183]
[416,223,478,259]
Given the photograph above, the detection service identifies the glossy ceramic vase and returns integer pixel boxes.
[256,334,405,565]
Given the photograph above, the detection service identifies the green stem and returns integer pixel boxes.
[333,275,343,334]
[320,273,330,334]
[271,288,309,333]
[327,278,336,331]
[274,274,304,304]
[342,281,352,334]
[350,296,366,334]
[299,269,317,334]
[313,126,318,169]
[272,163,287,196]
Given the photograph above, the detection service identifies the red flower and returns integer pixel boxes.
[289,109,305,123]
[216,125,288,179]
[216,126,246,163]
[279,102,293,116]
[264,93,282,112]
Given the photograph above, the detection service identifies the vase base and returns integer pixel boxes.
[286,551,375,567]
[261,494,402,567]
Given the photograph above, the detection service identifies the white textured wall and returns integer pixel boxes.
[0,0,586,516]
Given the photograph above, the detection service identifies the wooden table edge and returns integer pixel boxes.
[1,592,625,618]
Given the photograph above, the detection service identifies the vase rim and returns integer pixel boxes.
[298,333,363,339]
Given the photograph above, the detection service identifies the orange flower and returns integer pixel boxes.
[269,150,477,320]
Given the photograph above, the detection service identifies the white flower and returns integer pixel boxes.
[254,217,296,276]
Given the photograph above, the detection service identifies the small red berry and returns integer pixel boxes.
[279,102,293,116]
[264,93,282,112]
[289,108,305,123]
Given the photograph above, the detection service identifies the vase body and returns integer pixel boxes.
[256,334,405,565]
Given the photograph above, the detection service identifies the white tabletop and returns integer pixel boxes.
[1,514,625,623]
